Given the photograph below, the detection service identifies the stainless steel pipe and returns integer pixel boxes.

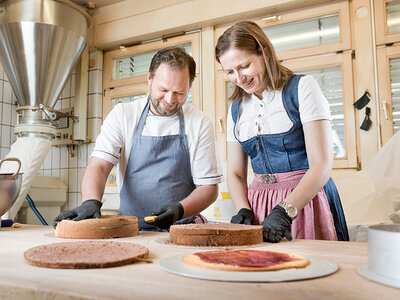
[0,1,90,220]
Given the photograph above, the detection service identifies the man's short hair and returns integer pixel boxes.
[149,46,196,85]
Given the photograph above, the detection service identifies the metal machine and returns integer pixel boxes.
[0,0,90,220]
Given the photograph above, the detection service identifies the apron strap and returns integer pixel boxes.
[178,108,185,137]
[133,96,151,140]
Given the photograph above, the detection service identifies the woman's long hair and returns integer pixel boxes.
[215,21,293,101]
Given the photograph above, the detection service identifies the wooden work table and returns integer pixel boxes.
[0,224,399,300]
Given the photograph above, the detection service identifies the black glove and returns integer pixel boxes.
[146,203,184,229]
[231,208,254,225]
[53,199,102,228]
[262,205,293,243]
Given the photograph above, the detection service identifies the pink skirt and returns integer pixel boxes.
[248,169,337,240]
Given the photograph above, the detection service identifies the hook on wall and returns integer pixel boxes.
[67,145,76,158]
[360,107,372,131]
[354,90,371,110]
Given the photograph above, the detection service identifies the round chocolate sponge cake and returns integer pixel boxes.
[169,223,263,246]
[24,241,149,269]
[55,215,139,239]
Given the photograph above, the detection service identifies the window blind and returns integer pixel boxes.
[390,57,400,134]
[112,94,147,108]
[387,1,400,33]
[111,89,193,108]
[112,43,192,80]
[297,67,346,158]
[262,14,340,52]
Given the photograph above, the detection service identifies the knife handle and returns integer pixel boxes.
[144,216,157,223]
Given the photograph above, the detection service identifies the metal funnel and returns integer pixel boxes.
[0,0,90,110]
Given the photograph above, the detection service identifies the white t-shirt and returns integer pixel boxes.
[227,75,331,142]
[92,96,223,191]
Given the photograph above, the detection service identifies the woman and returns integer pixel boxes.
[215,21,349,242]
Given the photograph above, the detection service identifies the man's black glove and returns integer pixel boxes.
[262,205,293,243]
[231,208,254,225]
[52,199,102,228]
[146,202,184,229]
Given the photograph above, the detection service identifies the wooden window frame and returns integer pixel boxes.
[376,43,400,144]
[214,1,351,65]
[103,32,201,119]
[215,70,229,161]
[375,0,400,46]
[258,1,351,61]
[103,82,148,119]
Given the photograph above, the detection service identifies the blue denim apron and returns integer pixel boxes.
[119,98,195,231]
[231,75,349,241]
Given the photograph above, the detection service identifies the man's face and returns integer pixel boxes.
[147,63,191,116]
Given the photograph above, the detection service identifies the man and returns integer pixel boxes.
[54,46,222,231]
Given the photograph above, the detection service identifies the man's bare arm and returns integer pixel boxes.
[180,184,219,218]
[81,157,114,203]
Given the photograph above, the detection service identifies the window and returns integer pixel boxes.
[375,0,400,45]
[299,67,346,158]
[257,1,350,60]
[283,53,357,168]
[389,58,400,135]
[103,32,200,119]
[375,0,400,144]
[111,43,192,80]
[263,14,340,53]
[377,44,400,144]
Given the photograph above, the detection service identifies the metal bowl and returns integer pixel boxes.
[0,157,22,217]
[368,224,400,281]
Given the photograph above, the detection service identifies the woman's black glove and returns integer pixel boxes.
[147,203,184,229]
[52,199,102,228]
[231,208,254,225]
[262,205,293,243]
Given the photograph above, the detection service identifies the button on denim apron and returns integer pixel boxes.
[231,75,349,241]
[119,98,195,231]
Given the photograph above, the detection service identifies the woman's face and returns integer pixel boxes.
[219,47,267,97]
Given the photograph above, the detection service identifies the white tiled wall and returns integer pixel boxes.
[0,62,18,159]
[0,49,104,211]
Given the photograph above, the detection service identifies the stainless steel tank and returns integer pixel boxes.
[0,0,90,126]
[0,0,90,220]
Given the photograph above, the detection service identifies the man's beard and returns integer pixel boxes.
[149,93,183,116]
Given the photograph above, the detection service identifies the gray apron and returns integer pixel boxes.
[119,98,195,231]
